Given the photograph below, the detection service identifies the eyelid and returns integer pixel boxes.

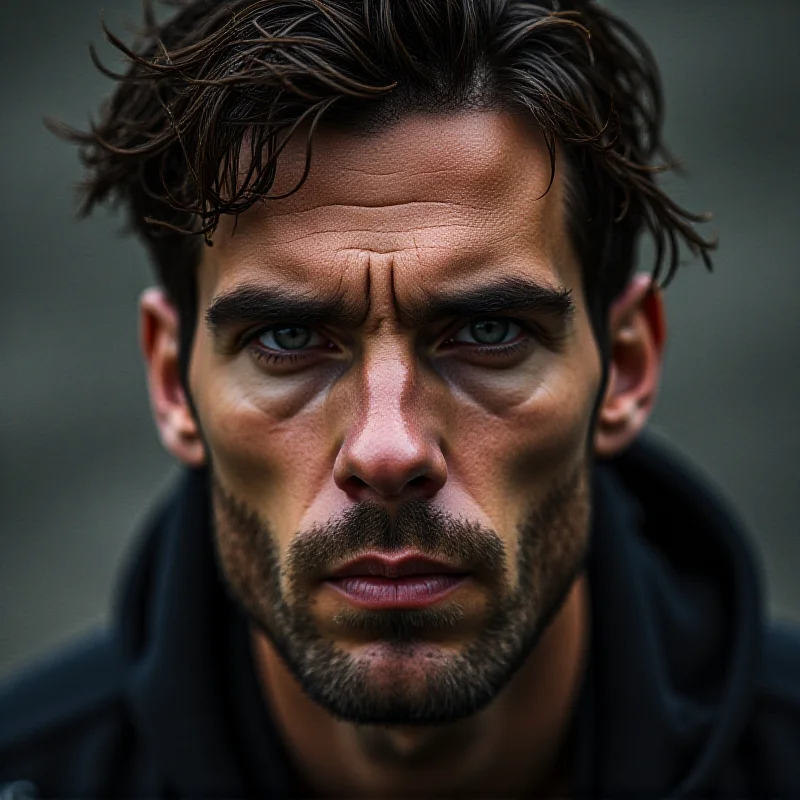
[256,325,326,350]
[440,315,532,345]
[241,322,321,347]
[239,315,544,356]
[451,319,522,344]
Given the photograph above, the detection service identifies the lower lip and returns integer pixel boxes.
[325,575,467,609]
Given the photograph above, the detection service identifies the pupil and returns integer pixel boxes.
[273,326,311,350]
[471,320,509,345]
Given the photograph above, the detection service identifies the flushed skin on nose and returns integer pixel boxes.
[330,316,450,503]
[189,110,602,561]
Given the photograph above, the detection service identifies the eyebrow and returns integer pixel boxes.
[402,276,576,327]
[205,285,364,333]
[205,275,575,334]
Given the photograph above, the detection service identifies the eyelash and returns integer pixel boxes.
[461,337,532,359]
[250,349,307,365]
[244,317,538,366]
[245,329,330,366]
[439,318,544,364]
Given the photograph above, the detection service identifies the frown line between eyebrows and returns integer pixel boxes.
[205,276,576,338]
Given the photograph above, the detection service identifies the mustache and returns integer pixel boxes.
[286,499,507,584]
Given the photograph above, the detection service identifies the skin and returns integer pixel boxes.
[141,111,665,797]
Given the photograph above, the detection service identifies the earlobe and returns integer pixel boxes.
[594,274,666,459]
[140,288,206,467]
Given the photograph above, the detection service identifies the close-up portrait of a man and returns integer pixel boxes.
[1,1,799,798]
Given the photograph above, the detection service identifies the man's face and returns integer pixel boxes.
[189,111,602,724]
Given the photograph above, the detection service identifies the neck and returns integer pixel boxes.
[251,573,589,799]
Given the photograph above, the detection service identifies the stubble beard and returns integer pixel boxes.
[212,465,590,726]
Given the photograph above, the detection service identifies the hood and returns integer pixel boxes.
[574,436,763,797]
[113,435,763,798]
[114,467,292,797]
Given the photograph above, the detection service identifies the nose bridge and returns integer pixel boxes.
[333,332,447,500]
[360,337,418,441]
[343,245,420,446]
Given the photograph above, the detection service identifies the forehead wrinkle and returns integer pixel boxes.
[218,199,496,254]
[214,115,566,257]
[261,199,482,218]
[335,164,466,180]
[204,112,577,321]
[206,215,569,329]
[235,222,488,253]
[267,111,540,195]
[233,115,556,226]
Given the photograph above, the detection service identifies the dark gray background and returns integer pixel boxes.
[1,1,798,677]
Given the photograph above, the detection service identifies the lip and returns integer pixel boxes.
[328,554,467,579]
[325,553,470,609]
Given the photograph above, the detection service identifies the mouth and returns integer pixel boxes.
[324,554,470,609]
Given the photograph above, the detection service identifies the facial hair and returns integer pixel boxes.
[212,467,589,726]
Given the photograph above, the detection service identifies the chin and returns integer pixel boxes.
[309,655,499,727]
[277,623,526,726]
[350,640,452,685]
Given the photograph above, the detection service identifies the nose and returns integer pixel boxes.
[333,350,447,503]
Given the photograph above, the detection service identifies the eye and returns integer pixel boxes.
[256,325,326,351]
[451,319,522,346]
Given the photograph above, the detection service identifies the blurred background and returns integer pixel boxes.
[1,0,798,677]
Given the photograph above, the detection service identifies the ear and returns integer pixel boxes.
[593,273,667,459]
[140,288,206,467]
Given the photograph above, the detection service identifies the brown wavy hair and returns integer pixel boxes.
[51,0,715,362]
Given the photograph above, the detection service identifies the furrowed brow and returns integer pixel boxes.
[404,276,576,326]
[205,285,363,333]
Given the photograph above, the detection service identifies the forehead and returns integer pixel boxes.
[201,111,580,305]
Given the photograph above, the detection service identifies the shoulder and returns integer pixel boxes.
[752,620,800,734]
[733,621,800,795]
[758,620,800,706]
[0,630,124,749]
[0,630,149,796]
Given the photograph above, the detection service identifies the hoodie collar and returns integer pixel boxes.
[115,468,290,797]
[575,437,763,797]
[114,436,763,798]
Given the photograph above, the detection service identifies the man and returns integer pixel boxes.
[1,0,798,797]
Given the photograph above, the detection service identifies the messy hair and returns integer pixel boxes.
[52,0,715,364]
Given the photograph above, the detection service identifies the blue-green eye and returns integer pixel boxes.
[257,325,325,351]
[452,319,522,345]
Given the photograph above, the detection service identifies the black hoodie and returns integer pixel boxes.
[1,436,799,798]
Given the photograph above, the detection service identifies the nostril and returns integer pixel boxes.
[338,472,439,502]
[340,475,371,500]
[405,474,442,499]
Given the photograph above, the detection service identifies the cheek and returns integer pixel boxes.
[502,369,595,486]
[191,351,338,534]
[445,371,595,590]
[445,348,600,533]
